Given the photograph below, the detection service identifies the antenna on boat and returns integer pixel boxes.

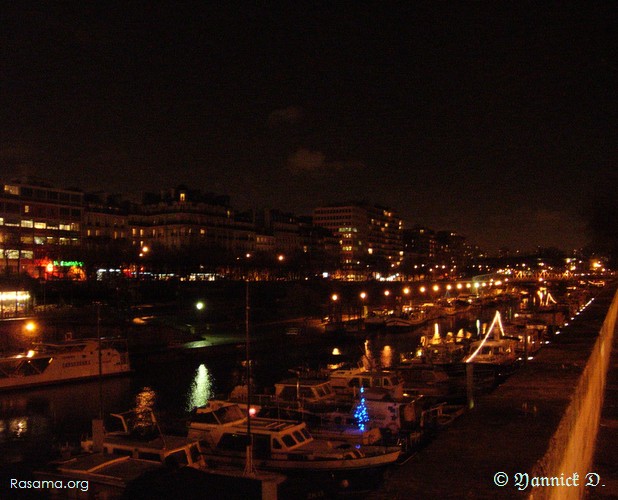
[244,279,256,476]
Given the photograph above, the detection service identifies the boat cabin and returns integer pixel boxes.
[274,378,336,404]
[329,368,404,399]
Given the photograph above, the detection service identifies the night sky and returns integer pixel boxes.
[1,3,616,253]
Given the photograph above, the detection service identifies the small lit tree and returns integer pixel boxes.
[354,386,370,431]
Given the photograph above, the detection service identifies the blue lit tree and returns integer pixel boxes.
[354,386,370,431]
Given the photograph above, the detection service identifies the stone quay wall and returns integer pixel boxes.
[530,285,618,500]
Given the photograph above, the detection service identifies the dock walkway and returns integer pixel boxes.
[367,282,618,500]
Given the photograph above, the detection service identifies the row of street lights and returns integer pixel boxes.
[330,280,504,304]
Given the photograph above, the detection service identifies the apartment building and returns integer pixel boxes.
[312,202,403,272]
[0,179,82,277]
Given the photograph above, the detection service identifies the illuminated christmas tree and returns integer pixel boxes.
[354,386,370,431]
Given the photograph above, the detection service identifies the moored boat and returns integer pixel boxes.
[187,400,401,474]
[465,311,518,367]
[0,338,131,391]
[37,410,285,499]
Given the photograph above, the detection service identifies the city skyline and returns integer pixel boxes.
[2,3,615,254]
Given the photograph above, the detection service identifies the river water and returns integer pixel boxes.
[0,305,509,470]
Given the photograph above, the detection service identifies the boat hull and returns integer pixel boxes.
[199,446,401,473]
[0,339,131,392]
[0,367,131,392]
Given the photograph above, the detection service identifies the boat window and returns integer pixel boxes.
[214,405,244,423]
[299,387,313,399]
[109,448,133,457]
[316,387,326,397]
[348,378,359,387]
[324,385,333,395]
[192,412,218,424]
[293,430,305,442]
[301,428,311,440]
[362,378,371,387]
[138,451,162,462]
[272,438,282,449]
[281,434,297,447]
[165,450,189,467]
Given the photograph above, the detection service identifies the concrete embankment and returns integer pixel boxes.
[367,282,618,500]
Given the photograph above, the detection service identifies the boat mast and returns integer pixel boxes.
[96,301,103,420]
[244,279,255,476]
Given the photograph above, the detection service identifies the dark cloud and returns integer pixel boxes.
[286,148,364,176]
[267,106,304,126]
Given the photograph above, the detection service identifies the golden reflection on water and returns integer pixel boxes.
[381,345,394,368]
[134,387,156,432]
[186,364,213,411]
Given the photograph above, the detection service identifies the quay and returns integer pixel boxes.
[367,282,618,500]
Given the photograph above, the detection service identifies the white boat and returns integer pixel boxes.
[37,410,284,499]
[187,400,401,474]
[253,378,423,442]
[465,311,518,367]
[0,338,131,391]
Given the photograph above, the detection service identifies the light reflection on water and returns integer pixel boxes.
[185,364,213,411]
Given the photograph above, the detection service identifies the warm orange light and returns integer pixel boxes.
[46,263,54,273]
[360,292,367,300]
[24,321,37,333]
[331,294,338,301]
[403,287,410,295]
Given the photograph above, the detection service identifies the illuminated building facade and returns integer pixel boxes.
[128,187,255,254]
[251,209,301,254]
[0,179,82,277]
[312,203,403,273]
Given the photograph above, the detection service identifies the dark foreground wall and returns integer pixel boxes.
[530,285,618,500]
